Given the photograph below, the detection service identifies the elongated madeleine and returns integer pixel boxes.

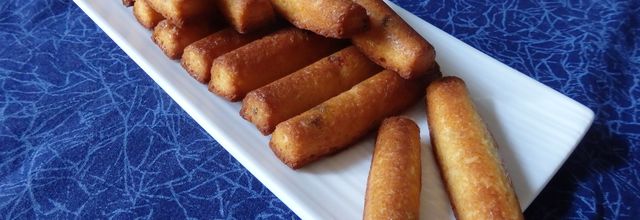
[133,0,163,29]
[364,117,421,220]
[351,0,435,79]
[152,20,221,59]
[181,28,266,83]
[426,76,523,220]
[123,0,135,7]
[271,0,369,38]
[216,0,276,33]
[146,0,217,26]
[270,70,436,169]
[240,46,381,135]
[209,28,345,101]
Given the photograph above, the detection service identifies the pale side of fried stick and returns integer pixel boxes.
[181,28,266,83]
[240,46,381,135]
[123,0,135,7]
[270,69,439,169]
[426,76,523,220]
[209,28,345,102]
[152,20,221,59]
[364,117,421,220]
[351,0,436,79]
[146,0,217,27]
[270,0,369,38]
[133,0,164,29]
[216,0,276,33]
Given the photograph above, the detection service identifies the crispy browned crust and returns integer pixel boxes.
[240,46,381,135]
[123,0,135,7]
[208,28,345,101]
[269,70,436,169]
[426,76,523,220]
[146,0,218,27]
[133,0,163,29]
[351,0,436,79]
[271,0,369,38]
[181,28,265,83]
[216,0,276,33]
[152,20,220,59]
[363,117,421,220]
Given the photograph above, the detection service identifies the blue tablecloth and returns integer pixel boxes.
[1,0,638,219]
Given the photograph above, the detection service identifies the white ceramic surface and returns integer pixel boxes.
[74,0,595,219]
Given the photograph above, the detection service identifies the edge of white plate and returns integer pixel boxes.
[386,0,595,209]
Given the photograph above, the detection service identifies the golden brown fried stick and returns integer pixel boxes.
[152,20,220,59]
[270,0,369,38]
[270,69,437,169]
[146,0,217,26]
[240,46,381,135]
[216,0,276,33]
[426,76,523,220]
[133,0,163,29]
[123,0,135,7]
[351,0,435,79]
[181,28,266,83]
[209,28,345,101]
[364,117,421,220]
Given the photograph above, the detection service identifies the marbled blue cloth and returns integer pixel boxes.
[1,0,638,219]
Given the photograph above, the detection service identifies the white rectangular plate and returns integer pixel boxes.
[74,0,595,219]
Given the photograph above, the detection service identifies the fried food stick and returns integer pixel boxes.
[270,0,369,38]
[209,28,345,101]
[146,0,217,26]
[181,28,266,83]
[270,69,437,169]
[364,117,421,220]
[216,0,276,33]
[123,0,135,7]
[426,76,523,220]
[351,0,436,79]
[152,20,221,59]
[240,46,381,135]
[133,0,163,29]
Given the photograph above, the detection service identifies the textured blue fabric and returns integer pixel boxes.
[0,0,638,219]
